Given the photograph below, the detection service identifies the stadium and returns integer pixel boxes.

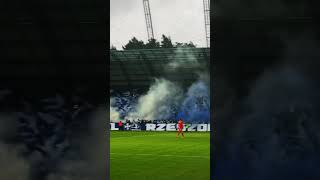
[110,47,210,180]
[110,0,211,179]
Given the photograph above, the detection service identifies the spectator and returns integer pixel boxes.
[118,121,123,131]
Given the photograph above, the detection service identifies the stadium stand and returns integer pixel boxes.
[110,48,210,89]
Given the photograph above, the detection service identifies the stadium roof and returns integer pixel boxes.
[110,48,210,89]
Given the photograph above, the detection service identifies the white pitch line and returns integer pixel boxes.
[110,153,210,159]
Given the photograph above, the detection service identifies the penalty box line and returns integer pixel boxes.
[110,153,210,159]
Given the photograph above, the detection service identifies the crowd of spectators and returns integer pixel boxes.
[124,119,175,124]
[116,119,208,124]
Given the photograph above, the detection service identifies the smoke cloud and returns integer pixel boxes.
[110,98,120,122]
[217,66,320,180]
[46,107,107,180]
[0,112,31,180]
[214,34,320,179]
[179,80,210,123]
[0,143,30,180]
[125,78,184,120]
[167,48,202,69]
[111,48,210,123]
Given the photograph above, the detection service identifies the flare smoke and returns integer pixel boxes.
[111,48,210,122]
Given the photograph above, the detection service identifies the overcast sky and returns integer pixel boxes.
[110,0,207,49]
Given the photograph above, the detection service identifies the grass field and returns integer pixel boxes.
[110,131,210,180]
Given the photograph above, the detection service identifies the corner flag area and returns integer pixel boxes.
[110,131,210,180]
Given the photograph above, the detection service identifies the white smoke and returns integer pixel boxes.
[110,98,120,122]
[168,47,209,86]
[167,47,202,69]
[110,47,210,122]
[125,78,183,121]
[47,107,107,180]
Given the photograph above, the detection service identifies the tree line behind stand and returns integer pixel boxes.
[110,34,196,50]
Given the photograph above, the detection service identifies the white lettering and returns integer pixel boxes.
[166,124,176,131]
[112,123,211,131]
[188,124,197,131]
[156,124,166,131]
[110,123,119,131]
[197,124,207,132]
[146,123,156,131]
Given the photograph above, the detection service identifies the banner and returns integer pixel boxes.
[110,123,210,132]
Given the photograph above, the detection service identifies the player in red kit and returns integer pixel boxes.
[176,118,185,138]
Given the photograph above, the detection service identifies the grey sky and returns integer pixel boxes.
[110,0,207,49]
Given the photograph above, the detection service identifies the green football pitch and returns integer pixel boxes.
[110,131,210,180]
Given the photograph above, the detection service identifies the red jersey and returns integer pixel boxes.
[178,120,183,129]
